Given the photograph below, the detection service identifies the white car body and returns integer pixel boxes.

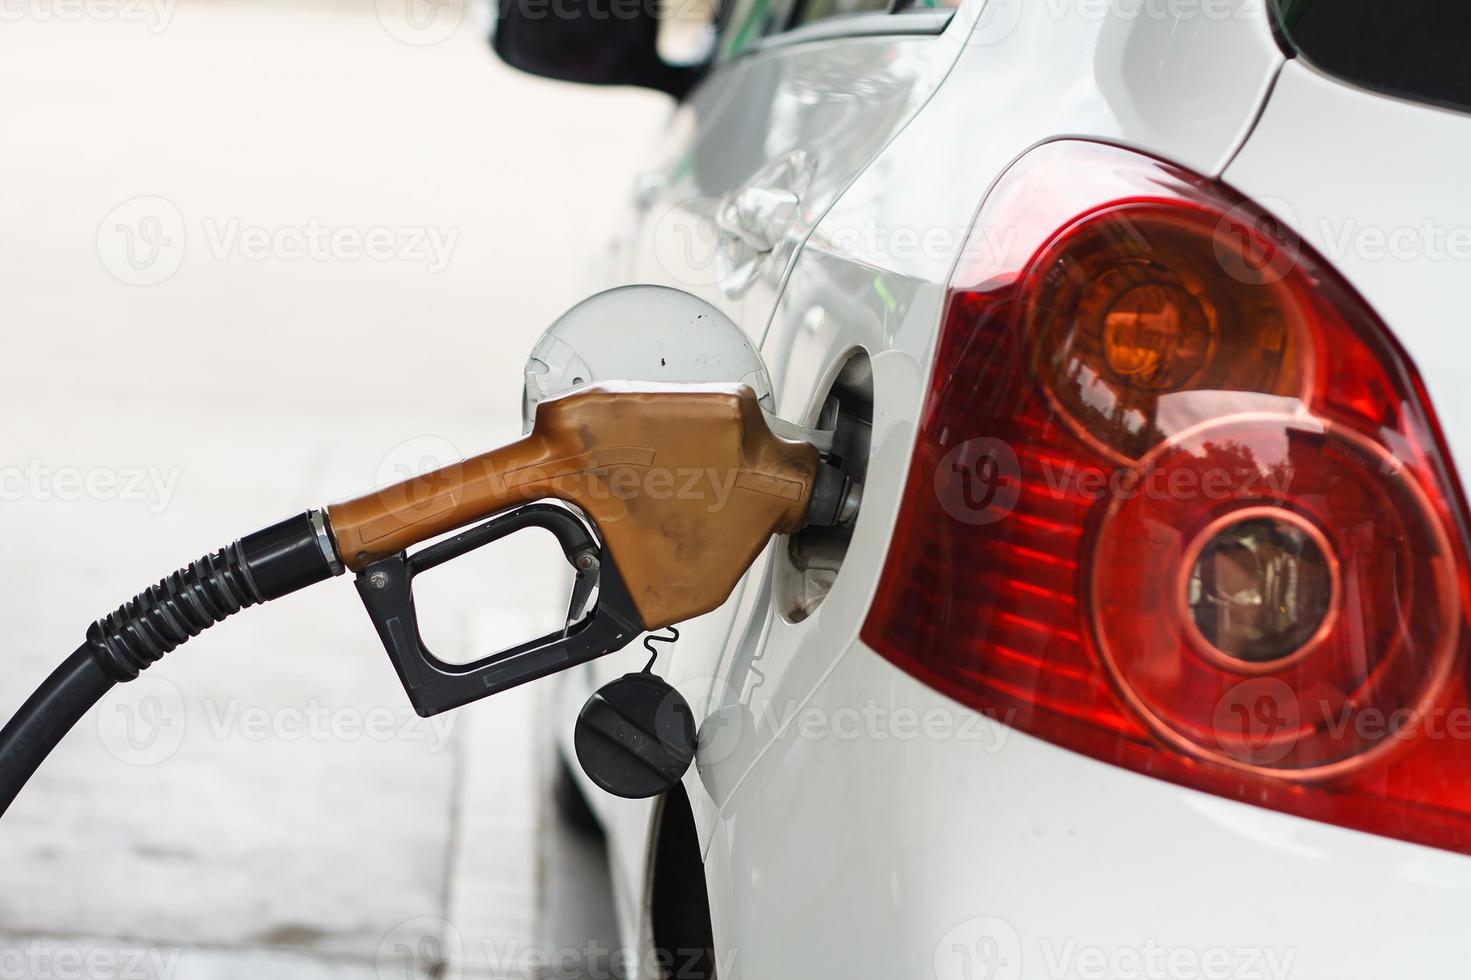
[546,1,1471,975]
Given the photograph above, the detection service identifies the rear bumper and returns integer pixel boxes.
[700,640,1471,979]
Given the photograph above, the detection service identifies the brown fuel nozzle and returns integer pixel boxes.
[325,383,819,630]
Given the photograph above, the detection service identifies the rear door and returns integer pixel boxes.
[578,0,970,914]
[619,0,964,342]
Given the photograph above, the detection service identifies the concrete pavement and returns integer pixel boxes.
[0,2,665,975]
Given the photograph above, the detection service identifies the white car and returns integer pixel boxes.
[496,0,1471,976]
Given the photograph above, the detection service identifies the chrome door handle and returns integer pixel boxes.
[710,151,813,297]
[715,185,801,254]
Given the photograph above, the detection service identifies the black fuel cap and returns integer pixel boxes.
[574,672,697,799]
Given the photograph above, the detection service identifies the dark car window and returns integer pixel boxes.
[790,0,893,28]
[1274,0,1471,115]
[719,0,949,58]
[719,0,796,53]
[789,0,956,27]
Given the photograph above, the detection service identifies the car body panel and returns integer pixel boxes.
[550,0,1471,971]
[706,641,1471,979]
[1222,59,1471,479]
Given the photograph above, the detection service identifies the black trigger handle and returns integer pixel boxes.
[354,503,647,717]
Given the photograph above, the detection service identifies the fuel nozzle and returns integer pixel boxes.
[762,397,862,530]
[0,381,842,817]
[805,459,864,528]
[325,382,827,629]
[327,381,839,798]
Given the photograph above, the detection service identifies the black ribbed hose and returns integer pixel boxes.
[0,644,115,815]
[0,512,341,817]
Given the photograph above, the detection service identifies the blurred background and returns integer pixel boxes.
[0,1,671,975]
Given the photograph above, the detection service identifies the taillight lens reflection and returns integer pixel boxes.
[862,141,1471,854]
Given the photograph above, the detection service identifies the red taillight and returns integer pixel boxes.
[862,140,1471,854]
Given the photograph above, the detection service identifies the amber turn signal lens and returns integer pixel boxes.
[1027,207,1302,462]
[1098,281,1211,390]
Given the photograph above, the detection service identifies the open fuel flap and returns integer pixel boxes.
[504,285,865,796]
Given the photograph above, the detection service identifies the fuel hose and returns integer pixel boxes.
[0,511,342,817]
